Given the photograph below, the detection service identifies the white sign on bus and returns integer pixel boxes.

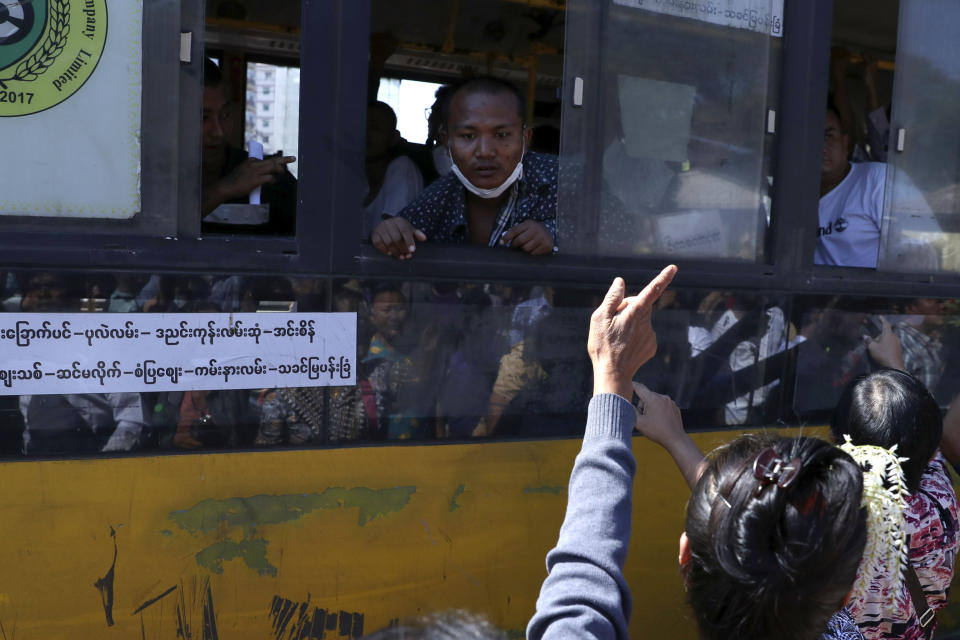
[0,312,357,395]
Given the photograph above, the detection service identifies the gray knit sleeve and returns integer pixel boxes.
[527,393,637,640]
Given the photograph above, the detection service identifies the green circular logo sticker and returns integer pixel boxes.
[0,0,107,117]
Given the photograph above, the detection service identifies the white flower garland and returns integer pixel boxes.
[839,435,910,608]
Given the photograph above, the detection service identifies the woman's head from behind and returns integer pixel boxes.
[684,435,866,640]
[831,368,941,493]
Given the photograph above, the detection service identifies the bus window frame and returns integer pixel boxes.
[2,0,960,298]
[334,0,960,301]
[0,0,317,276]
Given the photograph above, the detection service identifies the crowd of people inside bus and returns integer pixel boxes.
[6,268,960,464]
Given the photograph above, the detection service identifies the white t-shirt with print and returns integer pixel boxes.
[815,162,886,268]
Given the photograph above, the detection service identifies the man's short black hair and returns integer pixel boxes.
[204,58,224,89]
[442,76,526,129]
[826,97,846,134]
[368,100,398,130]
[371,283,406,304]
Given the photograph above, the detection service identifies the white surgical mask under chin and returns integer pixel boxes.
[448,140,524,199]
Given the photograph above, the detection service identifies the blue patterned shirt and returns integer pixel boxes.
[398,151,558,247]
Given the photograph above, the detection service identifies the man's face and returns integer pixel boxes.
[446,90,529,189]
[203,85,233,154]
[371,291,407,339]
[822,110,849,181]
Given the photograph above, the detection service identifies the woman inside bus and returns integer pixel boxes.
[528,266,868,640]
[830,368,959,639]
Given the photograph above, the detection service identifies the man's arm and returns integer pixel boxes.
[202,155,296,216]
[528,266,677,640]
[866,317,905,370]
[370,177,447,259]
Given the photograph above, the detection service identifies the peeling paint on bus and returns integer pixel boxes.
[168,486,418,534]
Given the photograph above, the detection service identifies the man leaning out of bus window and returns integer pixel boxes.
[370,76,557,260]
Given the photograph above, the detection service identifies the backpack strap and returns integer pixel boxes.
[904,560,935,639]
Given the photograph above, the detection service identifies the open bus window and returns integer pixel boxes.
[245,61,300,179]
[202,2,300,237]
[558,0,782,261]
[822,1,960,272]
[792,295,960,422]
[362,0,564,256]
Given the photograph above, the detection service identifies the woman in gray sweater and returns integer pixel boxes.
[528,267,867,640]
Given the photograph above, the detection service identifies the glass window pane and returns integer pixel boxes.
[877,1,960,273]
[560,0,782,260]
[794,295,960,420]
[311,279,788,444]
[0,270,326,458]
[0,270,797,457]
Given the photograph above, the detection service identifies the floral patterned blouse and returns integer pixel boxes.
[848,451,959,639]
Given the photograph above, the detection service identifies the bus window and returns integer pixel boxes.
[252,278,788,447]
[202,2,301,236]
[363,0,565,254]
[875,1,960,273]
[793,294,960,421]
[246,61,300,178]
[817,2,900,269]
[559,0,782,261]
[822,1,960,273]
[2,270,313,458]
[377,78,445,146]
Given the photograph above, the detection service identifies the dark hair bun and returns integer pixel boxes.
[685,435,866,640]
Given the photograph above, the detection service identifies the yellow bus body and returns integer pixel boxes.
[2,427,959,638]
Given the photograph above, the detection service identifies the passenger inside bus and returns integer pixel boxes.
[817,103,887,269]
[370,77,557,259]
[362,101,424,240]
[424,85,454,181]
[200,59,298,235]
